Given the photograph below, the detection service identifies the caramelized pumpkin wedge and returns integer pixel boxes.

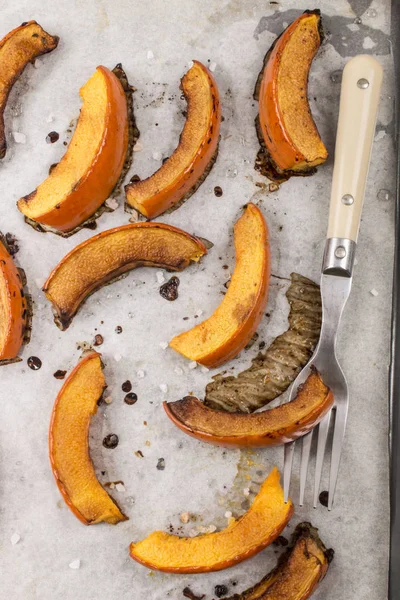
[164,370,333,448]
[0,234,30,364]
[43,222,207,330]
[49,351,127,525]
[130,467,293,573]
[17,65,128,233]
[221,522,333,600]
[0,21,59,159]
[125,60,221,219]
[169,204,270,368]
[255,10,327,182]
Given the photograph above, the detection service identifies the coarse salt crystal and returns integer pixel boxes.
[188,361,197,370]
[159,341,168,350]
[207,524,217,533]
[159,383,168,393]
[243,487,250,496]
[104,396,113,404]
[188,60,194,69]
[201,366,209,373]
[196,310,204,316]
[174,366,184,375]
[11,533,20,545]
[147,50,154,60]
[224,511,232,518]
[46,114,54,123]
[105,198,119,210]
[152,151,163,161]
[12,131,26,144]
[69,559,81,569]
[34,58,43,69]
[133,141,143,152]
[114,353,122,362]
[370,288,379,297]
[116,482,125,492]
[137,369,145,378]
[209,61,217,72]
[156,271,165,284]
[375,130,386,141]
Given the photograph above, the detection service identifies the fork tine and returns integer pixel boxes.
[327,402,348,510]
[283,441,295,502]
[299,431,313,506]
[313,410,332,508]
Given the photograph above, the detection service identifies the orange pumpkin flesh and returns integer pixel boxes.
[164,370,332,448]
[169,203,270,368]
[43,222,207,330]
[221,522,332,600]
[256,10,327,182]
[17,66,128,233]
[125,60,221,219]
[0,21,59,159]
[0,235,29,364]
[130,467,293,573]
[49,352,127,525]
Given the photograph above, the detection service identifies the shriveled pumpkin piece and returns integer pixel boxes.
[169,203,270,368]
[164,370,333,447]
[49,351,127,525]
[255,10,327,182]
[17,65,128,233]
[43,222,207,330]
[221,522,333,600]
[0,234,30,365]
[130,467,293,573]
[0,21,58,158]
[205,273,321,413]
[125,60,221,219]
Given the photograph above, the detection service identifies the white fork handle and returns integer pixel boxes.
[327,55,383,242]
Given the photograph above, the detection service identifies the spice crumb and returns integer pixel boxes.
[180,511,190,523]
[135,450,144,458]
[11,533,20,545]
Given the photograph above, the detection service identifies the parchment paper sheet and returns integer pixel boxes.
[0,0,394,598]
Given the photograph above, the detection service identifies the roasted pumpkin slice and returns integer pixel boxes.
[0,234,30,364]
[43,222,207,330]
[0,21,58,159]
[130,467,293,573]
[169,204,270,368]
[205,273,322,413]
[164,370,332,447]
[49,351,127,525]
[221,522,333,600]
[17,65,128,233]
[125,60,221,219]
[255,10,327,182]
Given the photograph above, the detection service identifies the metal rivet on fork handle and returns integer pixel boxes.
[342,194,354,205]
[357,78,369,89]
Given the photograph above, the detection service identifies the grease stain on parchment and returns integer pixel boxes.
[254,9,390,56]
[96,0,109,31]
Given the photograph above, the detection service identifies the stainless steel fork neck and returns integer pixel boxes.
[322,238,356,277]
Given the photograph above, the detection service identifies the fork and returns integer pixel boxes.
[283,54,383,510]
